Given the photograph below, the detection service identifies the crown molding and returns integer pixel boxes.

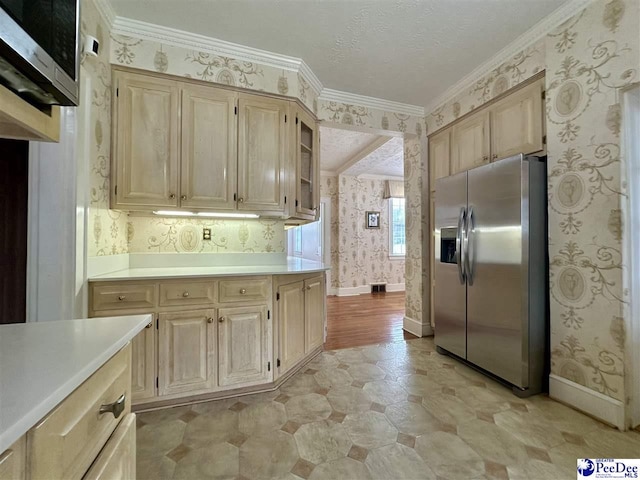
[319,88,424,117]
[357,173,404,181]
[93,0,116,28]
[298,61,323,96]
[112,17,308,73]
[424,0,597,115]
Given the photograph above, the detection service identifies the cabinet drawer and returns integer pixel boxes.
[83,413,136,480]
[219,277,269,303]
[28,345,132,480]
[92,283,156,312]
[159,281,217,306]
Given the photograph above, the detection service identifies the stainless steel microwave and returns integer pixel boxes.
[0,0,80,107]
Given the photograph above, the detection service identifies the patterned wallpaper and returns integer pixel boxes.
[426,0,639,402]
[83,0,128,256]
[127,217,284,253]
[404,137,424,324]
[317,99,425,139]
[425,39,546,135]
[546,0,637,403]
[335,176,405,289]
[320,175,340,288]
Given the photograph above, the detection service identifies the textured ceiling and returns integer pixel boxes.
[320,126,403,178]
[343,136,404,178]
[319,126,381,173]
[109,0,568,106]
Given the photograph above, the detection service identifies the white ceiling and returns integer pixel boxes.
[343,136,404,178]
[320,126,403,178]
[109,0,569,107]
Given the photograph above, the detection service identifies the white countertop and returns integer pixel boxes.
[89,257,329,282]
[0,315,151,453]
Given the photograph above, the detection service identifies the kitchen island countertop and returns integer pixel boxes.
[0,314,151,453]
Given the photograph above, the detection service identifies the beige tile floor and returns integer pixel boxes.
[136,338,640,480]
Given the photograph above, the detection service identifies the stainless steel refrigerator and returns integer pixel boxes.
[434,154,547,397]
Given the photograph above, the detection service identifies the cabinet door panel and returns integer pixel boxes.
[304,276,324,353]
[0,436,25,480]
[278,281,305,374]
[237,95,287,213]
[218,305,269,387]
[114,71,179,207]
[429,129,451,185]
[295,109,318,219]
[491,79,544,159]
[159,309,216,396]
[131,321,156,401]
[451,111,490,174]
[181,86,237,209]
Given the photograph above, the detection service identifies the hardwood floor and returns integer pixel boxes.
[324,292,416,350]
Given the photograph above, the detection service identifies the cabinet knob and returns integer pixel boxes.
[182,291,190,298]
[492,154,498,160]
[482,156,489,162]
[306,285,312,291]
[146,322,152,329]
[207,317,214,323]
[238,197,244,203]
[99,393,126,419]
[181,195,187,200]
[218,316,225,323]
[169,193,176,199]
[239,288,246,294]
[118,295,126,301]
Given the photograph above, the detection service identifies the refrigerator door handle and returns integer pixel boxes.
[465,206,475,285]
[456,207,466,284]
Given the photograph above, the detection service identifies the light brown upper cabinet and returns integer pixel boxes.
[181,85,237,210]
[450,110,490,175]
[113,71,180,208]
[490,79,544,160]
[292,107,319,221]
[430,76,545,181]
[111,68,317,219]
[429,129,451,188]
[237,94,288,215]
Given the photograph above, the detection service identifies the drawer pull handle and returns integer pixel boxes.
[182,291,190,298]
[239,288,246,294]
[118,295,126,301]
[146,322,152,329]
[218,317,225,323]
[99,394,126,419]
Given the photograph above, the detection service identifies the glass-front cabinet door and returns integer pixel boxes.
[295,109,318,220]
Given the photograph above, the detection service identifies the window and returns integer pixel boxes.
[389,198,406,257]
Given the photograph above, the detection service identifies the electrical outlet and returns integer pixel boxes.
[203,228,211,241]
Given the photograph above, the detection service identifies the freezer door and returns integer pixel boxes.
[434,171,467,358]
[466,154,528,387]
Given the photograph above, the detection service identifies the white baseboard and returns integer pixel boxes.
[403,316,434,338]
[87,254,130,278]
[327,287,339,296]
[336,283,405,296]
[549,374,626,430]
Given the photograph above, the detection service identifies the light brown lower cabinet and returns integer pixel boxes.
[159,309,217,396]
[0,344,135,480]
[218,305,270,387]
[83,413,136,480]
[89,273,325,408]
[0,436,25,480]
[277,274,325,377]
